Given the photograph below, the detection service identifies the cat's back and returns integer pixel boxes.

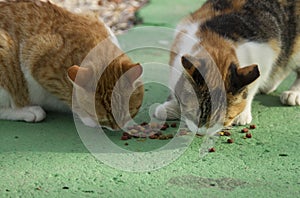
[0,1,107,42]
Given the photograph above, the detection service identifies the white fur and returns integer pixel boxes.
[171,22,201,90]
[0,88,11,108]
[0,88,46,122]
[155,22,201,121]
[0,63,70,122]
[103,22,120,48]
[280,51,300,105]
[234,42,278,125]
[80,117,98,128]
[22,67,70,112]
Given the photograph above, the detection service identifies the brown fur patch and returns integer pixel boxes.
[291,35,300,56]
[0,1,144,129]
[190,0,246,23]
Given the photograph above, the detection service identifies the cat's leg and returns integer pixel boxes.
[233,84,258,125]
[0,88,46,122]
[234,42,279,125]
[279,36,300,105]
[154,95,181,120]
[280,71,300,105]
[0,31,46,122]
[259,66,292,94]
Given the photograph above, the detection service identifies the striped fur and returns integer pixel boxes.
[0,1,144,129]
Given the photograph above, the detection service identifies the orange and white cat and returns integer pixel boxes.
[0,1,144,129]
[155,0,300,131]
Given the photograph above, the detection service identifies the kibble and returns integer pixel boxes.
[149,134,158,139]
[140,122,148,126]
[158,135,167,140]
[121,135,129,140]
[170,123,177,128]
[149,122,159,129]
[227,138,234,144]
[123,132,132,139]
[160,126,167,131]
[122,122,177,140]
[209,147,216,152]
[129,129,138,134]
[223,131,231,136]
[245,133,252,138]
[250,124,256,129]
[241,128,249,133]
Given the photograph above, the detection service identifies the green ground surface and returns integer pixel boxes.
[1,0,300,197]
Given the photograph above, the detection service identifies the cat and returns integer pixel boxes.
[155,0,300,132]
[0,0,144,130]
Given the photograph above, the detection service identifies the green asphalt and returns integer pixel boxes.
[1,0,300,197]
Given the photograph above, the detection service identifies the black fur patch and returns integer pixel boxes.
[202,0,299,70]
[209,0,232,11]
[228,63,241,94]
[202,0,289,42]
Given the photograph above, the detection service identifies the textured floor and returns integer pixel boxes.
[1,0,300,197]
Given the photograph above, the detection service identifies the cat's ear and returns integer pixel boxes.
[181,55,197,75]
[122,63,143,85]
[229,63,260,94]
[67,65,93,87]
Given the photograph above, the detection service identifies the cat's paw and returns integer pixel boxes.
[233,110,252,126]
[280,91,300,106]
[154,101,180,120]
[22,106,46,122]
[154,104,167,120]
[80,117,98,128]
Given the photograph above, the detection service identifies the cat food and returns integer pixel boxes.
[224,131,231,136]
[123,122,176,140]
[250,124,256,129]
[149,134,158,139]
[219,130,231,136]
[123,132,132,138]
[209,148,216,152]
[170,123,177,128]
[124,142,129,146]
[227,139,234,144]
[121,135,129,140]
[160,125,168,131]
[241,128,249,133]
[245,133,252,138]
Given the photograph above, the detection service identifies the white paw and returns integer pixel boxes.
[233,110,252,126]
[280,91,300,106]
[22,106,46,122]
[154,104,167,120]
[80,117,98,128]
[154,101,180,120]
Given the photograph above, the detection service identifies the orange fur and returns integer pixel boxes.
[0,1,144,129]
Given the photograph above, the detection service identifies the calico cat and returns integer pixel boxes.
[0,0,144,130]
[155,0,300,131]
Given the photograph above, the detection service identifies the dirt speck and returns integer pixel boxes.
[168,175,248,191]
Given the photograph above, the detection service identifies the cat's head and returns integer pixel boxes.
[67,56,144,130]
[177,53,259,129]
